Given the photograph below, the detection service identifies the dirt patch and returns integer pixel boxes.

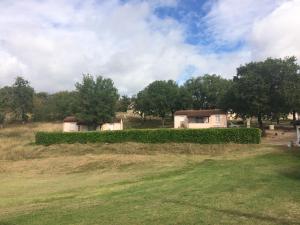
[262,129,297,146]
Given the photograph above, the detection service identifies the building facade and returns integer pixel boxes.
[174,109,227,129]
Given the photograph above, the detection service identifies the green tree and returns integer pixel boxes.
[279,56,300,124]
[224,57,300,129]
[49,91,78,120]
[116,95,131,112]
[11,77,34,122]
[32,91,78,121]
[32,92,50,121]
[134,80,180,126]
[133,90,153,119]
[75,74,119,129]
[184,74,231,109]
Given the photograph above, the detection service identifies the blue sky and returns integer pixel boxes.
[0,0,299,94]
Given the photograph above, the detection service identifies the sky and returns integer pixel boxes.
[0,0,300,94]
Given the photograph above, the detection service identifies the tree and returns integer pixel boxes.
[32,91,78,121]
[224,57,300,129]
[134,80,180,126]
[11,77,34,122]
[49,91,78,120]
[32,92,50,121]
[133,90,153,119]
[75,74,119,129]
[184,74,231,109]
[279,56,300,124]
[116,95,131,112]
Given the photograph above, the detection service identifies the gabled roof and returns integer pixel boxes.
[174,109,226,117]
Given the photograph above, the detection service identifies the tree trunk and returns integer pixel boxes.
[293,110,296,128]
[258,113,263,129]
[258,113,266,136]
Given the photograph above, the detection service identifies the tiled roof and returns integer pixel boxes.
[174,109,226,117]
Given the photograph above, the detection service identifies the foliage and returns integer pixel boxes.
[116,95,131,112]
[134,80,183,125]
[224,57,300,128]
[184,74,232,109]
[35,128,261,145]
[11,77,34,122]
[75,74,119,128]
[33,91,78,121]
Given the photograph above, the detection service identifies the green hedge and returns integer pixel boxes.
[35,128,261,145]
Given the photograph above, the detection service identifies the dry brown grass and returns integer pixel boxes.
[0,122,284,174]
[1,123,300,225]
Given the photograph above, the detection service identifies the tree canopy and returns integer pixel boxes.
[10,77,34,122]
[224,57,300,128]
[75,74,119,128]
[184,74,232,109]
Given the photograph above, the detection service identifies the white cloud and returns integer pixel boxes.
[204,0,284,46]
[0,0,299,94]
[0,0,201,94]
[250,0,300,60]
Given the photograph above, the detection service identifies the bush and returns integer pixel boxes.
[35,128,261,145]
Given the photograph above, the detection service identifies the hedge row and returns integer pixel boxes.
[35,128,261,145]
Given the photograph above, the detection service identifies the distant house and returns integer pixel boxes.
[100,118,123,131]
[287,112,299,120]
[174,109,227,129]
[63,116,123,132]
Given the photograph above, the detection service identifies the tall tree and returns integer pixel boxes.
[184,74,231,109]
[116,95,131,112]
[0,86,14,125]
[280,56,300,124]
[11,77,34,122]
[134,80,180,126]
[32,92,50,121]
[224,57,300,129]
[75,74,119,129]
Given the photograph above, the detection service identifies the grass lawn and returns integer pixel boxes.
[0,123,300,224]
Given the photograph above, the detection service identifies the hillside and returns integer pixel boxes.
[0,123,300,224]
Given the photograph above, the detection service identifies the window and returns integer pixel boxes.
[215,115,221,124]
[188,117,208,123]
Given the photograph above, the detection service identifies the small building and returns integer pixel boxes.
[63,116,123,132]
[288,112,299,120]
[100,118,123,131]
[174,109,227,129]
[63,116,88,132]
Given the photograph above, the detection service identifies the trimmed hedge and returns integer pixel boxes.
[35,128,261,145]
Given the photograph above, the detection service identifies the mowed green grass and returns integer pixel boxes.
[0,123,300,225]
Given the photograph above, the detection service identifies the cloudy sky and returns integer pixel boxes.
[0,0,299,94]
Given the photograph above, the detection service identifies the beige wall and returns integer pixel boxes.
[63,122,79,132]
[288,113,299,120]
[78,125,88,131]
[174,115,188,128]
[101,119,123,131]
[174,114,227,129]
[209,114,227,128]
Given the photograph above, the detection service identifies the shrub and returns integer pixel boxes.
[35,128,261,145]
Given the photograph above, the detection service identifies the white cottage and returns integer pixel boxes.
[63,116,123,132]
[100,118,123,131]
[63,116,88,132]
[174,109,227,129]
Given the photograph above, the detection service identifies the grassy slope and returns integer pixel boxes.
[0,123,300,225]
